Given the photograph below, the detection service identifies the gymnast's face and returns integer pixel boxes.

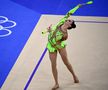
[64,19,74,28]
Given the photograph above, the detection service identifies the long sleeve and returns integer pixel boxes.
[64,5,80,18]
[55,5,80,27]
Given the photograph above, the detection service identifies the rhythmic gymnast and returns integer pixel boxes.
[43,1,93,90]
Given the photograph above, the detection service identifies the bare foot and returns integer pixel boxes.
[52,84,59,90]
[74,79,79,83]
[74,76,79,83]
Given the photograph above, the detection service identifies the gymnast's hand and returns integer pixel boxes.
[47,24,52,32]
[78,4,83,7]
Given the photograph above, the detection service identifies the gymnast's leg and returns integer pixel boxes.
[58,47,79,83]
[49,51,59,90]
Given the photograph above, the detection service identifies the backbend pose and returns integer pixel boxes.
[45,4,84,90]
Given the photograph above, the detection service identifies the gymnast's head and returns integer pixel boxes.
[64,19,76,30]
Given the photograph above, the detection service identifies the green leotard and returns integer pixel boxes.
[47,5,80,52]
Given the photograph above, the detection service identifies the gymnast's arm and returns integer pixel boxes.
[42,4,82,34]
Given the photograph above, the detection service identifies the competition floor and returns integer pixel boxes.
[1,15,108,90]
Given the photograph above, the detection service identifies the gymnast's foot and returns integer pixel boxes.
[74,76,79,83]
[52,84,59,90]
[74,79,79,83]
